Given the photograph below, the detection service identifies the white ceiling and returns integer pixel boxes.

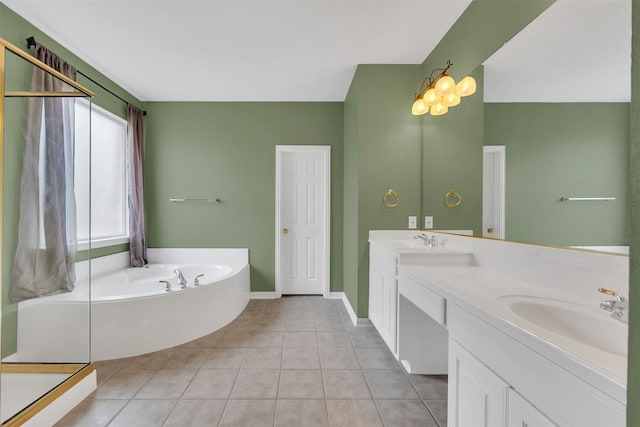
[3,0,631,103]
[1,0,472,102]
[483,0,631,103]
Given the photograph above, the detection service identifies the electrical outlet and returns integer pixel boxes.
[408,216,417,229]
[424,216,433,229]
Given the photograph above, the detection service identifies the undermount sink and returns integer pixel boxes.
[497,295,628,358]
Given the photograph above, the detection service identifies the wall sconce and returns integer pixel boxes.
[411,60,476,116]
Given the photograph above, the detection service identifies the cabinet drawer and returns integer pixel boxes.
[398,274,446,326]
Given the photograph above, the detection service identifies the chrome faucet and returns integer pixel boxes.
[414,233,438,247]
[598,288,628,323]
[174,269,187,289]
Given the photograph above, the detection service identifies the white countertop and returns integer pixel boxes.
[398,263,627,404]
[369,230,628,403]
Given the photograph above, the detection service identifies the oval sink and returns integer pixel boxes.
[497,296,628,357]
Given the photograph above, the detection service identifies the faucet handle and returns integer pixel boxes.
[159,280,171,292]
[194,274,204,286]
[598,288,626,302]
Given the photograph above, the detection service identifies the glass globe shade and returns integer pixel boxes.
[423,88,439,106]
[455,76,476,97]
[411,97,428,115]
[430,102,448,116]
[434,75,456,96]
[442,92,460,107]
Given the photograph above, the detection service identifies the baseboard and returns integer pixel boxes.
[250,292,278,299]
[341,293,358,327]
[327,292,343,300]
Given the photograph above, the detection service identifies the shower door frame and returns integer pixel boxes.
[0,37,95,426]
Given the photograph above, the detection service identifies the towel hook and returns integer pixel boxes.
[445,189,462,208]
[383,189,400,208]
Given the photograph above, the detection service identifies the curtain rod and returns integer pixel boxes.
[26,36,146,116]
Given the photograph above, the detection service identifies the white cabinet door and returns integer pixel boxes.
[449,340,508,427]
[508,388,556,427]
[380,269,397,354]
[368,264,383,330]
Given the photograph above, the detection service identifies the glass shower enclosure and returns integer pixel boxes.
[0,38,94,425]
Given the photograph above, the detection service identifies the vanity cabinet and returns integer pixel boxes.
[449,340,507,427]
[368,243,398,354]
[507,388,556,427]
[448,303,625,427]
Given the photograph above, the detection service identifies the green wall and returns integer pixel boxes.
[422,66,484,234]
[628,2,639,424]
[485,103,629,246]
[143,102,343,293]
[342,65,423,317]
[0,3,142,356]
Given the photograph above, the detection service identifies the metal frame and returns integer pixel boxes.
[0,37,94,426]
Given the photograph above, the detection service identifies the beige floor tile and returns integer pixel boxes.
[123,348,176,370]
[319,347,360,369]
[95,369,154,399]
[364,370,419,400]
[282,347,321,369]
[322,370,371,399]
[286,317,316,331]
[243,347,283,369]
[201,347,246,369]
[425,400,448,427]
[217,331,255,347]
[284,331,318,347]
[377,400,439,427]
[182,369,238,399]
[54,397,126,426]
[163,399,227,427]
[166,347,212,369]
[409,374,448,400]
[275,399,329,427]
[250,331,285,347]
[230,369,280,399]
[355,347,401,370]
[278,370,325,399]
[108,399,176,427]
[326,400,383,427]
[134,369,197,399]
[219,399,276,427]
[317,331,352,348]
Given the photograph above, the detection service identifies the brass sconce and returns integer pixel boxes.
[411,60,476,116]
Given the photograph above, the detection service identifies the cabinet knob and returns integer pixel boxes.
[283,228,289,234]
[487,227,494,233]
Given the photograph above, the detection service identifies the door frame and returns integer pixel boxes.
[482,145,506,239]
[275,145,331,298]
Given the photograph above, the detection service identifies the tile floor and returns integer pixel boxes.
[56,296,448,426]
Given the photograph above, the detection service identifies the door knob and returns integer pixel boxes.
[283,228,289,234]
[487,228,494,233]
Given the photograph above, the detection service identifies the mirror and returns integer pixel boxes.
[481,0,630,254]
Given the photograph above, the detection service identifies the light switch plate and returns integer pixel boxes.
[424,216,433,229]
[408,216,417,229]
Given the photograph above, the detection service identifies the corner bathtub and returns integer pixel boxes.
[15,248,250,362]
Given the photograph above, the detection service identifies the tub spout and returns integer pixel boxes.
[174,269,187,289]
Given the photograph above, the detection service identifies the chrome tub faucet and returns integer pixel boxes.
[174,269,187,289]
[598,287,628,323]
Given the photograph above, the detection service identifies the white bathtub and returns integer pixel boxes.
[14,248,250,362]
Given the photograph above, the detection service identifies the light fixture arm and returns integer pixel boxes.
[415,60,453,98]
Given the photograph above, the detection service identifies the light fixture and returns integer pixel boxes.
[411,60,476,116]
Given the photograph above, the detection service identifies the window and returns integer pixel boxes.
[74,101,128,249]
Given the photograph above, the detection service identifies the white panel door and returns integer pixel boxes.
[483,146,506,239]
[276,146,330,296]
